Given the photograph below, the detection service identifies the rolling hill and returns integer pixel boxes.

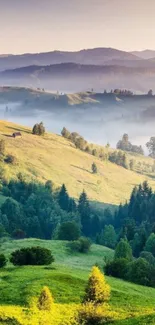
[0,120,155,207]
[1,62,155,92]
[0,238,155,324]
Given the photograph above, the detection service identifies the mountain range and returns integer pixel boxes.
[0,48,155,92]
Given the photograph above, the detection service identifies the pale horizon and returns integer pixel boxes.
[0,0,155,54]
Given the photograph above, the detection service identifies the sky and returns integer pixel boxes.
[0,0,155,54]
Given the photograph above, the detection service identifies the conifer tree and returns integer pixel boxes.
[58,184,69,211]
[78,190,91,237]
[37,286,54,311]
[84,266,110,303]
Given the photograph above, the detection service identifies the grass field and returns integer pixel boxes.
[0,239,155,324]
[0,120,155,208]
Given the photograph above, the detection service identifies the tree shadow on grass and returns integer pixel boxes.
[7,126,31,134]
[71,164,92,174]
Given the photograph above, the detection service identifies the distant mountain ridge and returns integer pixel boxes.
[0,47,139,71]
[1,62,155,92]
[131,50,155,59]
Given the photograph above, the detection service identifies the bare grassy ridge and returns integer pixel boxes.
[0,120,155,207]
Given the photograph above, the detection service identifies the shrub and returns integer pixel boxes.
[5,154,17,165]
[37,286,54,311]
[69,237,92,253]
[10,246,54,266]
[32,122,45,136]
[92,163,97,174]
[79,237,92,253]
[0,254,7,268]
[127,257,152,286]
[77,302,116,325]
[58,221,80,241]
[84,266,110,304]
[104,258,129,279]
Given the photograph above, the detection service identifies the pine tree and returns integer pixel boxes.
[84,266,110,303]
[37,286,54,311]
[78,191,91,237]
[58,184,69,211]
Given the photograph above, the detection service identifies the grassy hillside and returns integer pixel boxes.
[0,239,155,324]
[0,120,155,207]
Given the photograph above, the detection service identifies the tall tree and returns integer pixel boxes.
[115,238,132,261]
[58,184,69,211]
[78,191,91,237]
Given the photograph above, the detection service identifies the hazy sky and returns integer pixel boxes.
[0,0,155,54]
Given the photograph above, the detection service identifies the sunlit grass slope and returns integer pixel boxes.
[0,239,155,324]
[0,120,155,206]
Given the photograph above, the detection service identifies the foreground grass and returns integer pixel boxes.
[0,120,155,207]
[0,239,155,323]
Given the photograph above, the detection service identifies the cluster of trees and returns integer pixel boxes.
[61,127,130,170]
[105,238,155,287]
[96,181,155,287]
[61,128,155,173]
[109,151,128,169]
[32,122,45,136]
[113,89,133,96]
[0,177,108,241]
[117,134,144,155]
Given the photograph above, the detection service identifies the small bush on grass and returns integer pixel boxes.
[104,258,129,279]
[69,237,92,253]
[10,246,54,266]
[37,286,54,311]
[77,303,117,325]
[84,266,110,304]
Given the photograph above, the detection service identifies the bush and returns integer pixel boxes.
[92,163,98,174]
[58,221,80,241]
[84,266,110,304]
[104,258,129,279]
[5,154,17,165]
[127,257,152,286]
[69,237,92,253]
[37,286,54,311]
[10,246,54,266]
[77,302,116,325]
[32,122,45,136]
[0,254,7,268]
